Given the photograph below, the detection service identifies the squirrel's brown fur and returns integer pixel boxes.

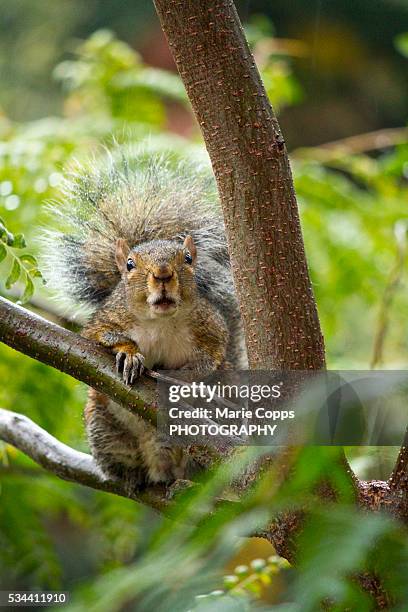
[44,153,247,488]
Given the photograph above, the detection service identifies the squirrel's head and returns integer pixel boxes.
[115,235,197,319]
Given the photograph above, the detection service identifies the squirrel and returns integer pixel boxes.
[44,153,247,489]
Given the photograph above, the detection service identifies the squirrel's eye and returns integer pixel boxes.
[184,251,193,265]
[127,258,135,271]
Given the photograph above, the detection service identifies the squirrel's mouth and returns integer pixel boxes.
[150,295,177,313]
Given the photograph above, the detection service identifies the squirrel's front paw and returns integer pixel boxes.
[116,351,145,385]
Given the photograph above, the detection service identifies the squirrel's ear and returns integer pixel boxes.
[183,235,197,264]
[115,238,131,273]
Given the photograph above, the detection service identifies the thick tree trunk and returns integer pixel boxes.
[154,0,325,370]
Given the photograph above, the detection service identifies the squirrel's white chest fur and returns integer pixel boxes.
[128,318,194,369]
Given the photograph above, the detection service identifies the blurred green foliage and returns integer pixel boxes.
[54,30,188,126]
[295,143,408,365]
[395,32,408,59]
[0,216,44,303]
[45,447,408,611]
[0,23,407,611]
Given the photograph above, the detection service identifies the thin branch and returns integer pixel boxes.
[292,127,408,160]
[0,408,243,517]
[370,222,407,369]
[0,408,171,512]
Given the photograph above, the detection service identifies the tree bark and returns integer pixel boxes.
[153,0,325,370]
[152,0,329,563]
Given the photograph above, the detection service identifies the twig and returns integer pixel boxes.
[370,222,407,369]
[292,127,408,160]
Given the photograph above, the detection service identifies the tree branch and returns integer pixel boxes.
[0,407,171,512]
[370,223,407,369]
[292,127,408,160]
[153,0,325,370]
[0,296,158,425]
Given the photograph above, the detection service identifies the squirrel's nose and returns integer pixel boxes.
[153,265,173,283]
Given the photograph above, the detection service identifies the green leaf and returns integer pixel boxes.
[28,269,43,278]
[5,258,21,289]
[20,253,38,266]
[18,276,34,304]
[13,233,27,249]
[0,224,14,245]
[0,242,6,263]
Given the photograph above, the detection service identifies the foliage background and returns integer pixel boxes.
[0,1,407,610]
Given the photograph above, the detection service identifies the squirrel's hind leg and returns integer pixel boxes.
[84,389,148,491]
[84,389,192,490]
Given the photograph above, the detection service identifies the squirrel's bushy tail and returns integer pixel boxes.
[43,152,228,310]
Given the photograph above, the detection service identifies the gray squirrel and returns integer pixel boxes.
[44,153,247,488]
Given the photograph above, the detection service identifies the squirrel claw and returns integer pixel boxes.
[116,351,145,385]
[115,352,126,373]
[129,353,145,384]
